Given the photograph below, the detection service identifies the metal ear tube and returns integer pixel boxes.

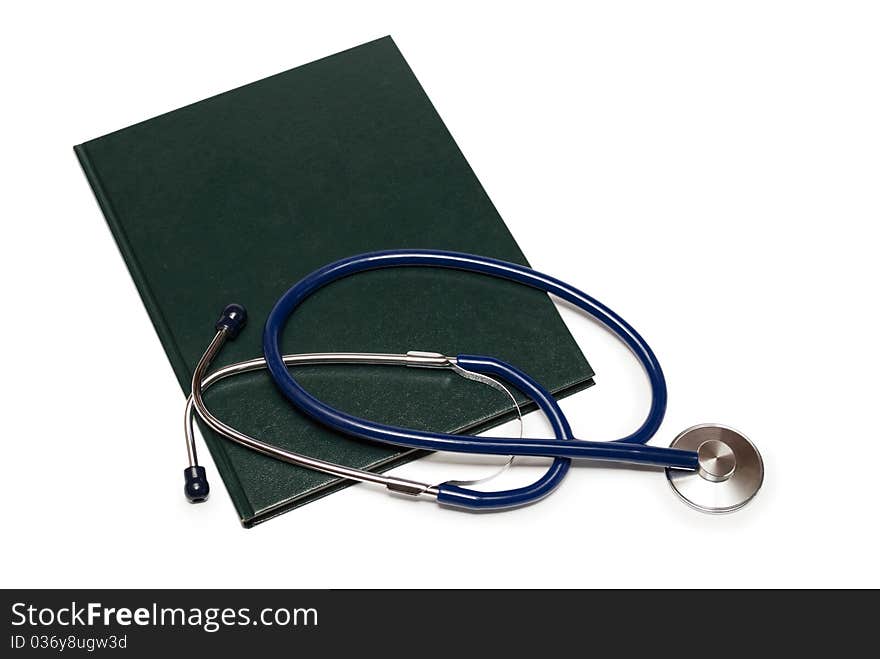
[183,309,573,508]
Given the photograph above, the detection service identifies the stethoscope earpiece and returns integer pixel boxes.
[183,465,210,503]
[215,303,248,339]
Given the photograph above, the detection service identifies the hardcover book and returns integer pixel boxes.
[75,36,595,526]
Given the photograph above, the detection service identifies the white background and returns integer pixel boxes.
[2,1,878,588]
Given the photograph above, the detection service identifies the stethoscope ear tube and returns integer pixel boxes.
[183,328,592,508]
[184,304,251,503]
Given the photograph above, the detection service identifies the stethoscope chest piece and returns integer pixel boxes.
[666,424,763,513]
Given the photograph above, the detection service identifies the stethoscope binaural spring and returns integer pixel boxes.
[184,249,764,513]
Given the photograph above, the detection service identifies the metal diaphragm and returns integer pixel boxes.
[666,424,763,513]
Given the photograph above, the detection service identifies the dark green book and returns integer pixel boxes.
[75,36,594,526]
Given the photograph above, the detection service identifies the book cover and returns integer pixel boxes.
[75,36,595,526]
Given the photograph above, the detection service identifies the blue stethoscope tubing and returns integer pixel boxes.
[263,249,700,509]
[434,354,575,509]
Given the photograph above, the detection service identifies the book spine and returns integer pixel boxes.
[73,143,255,522]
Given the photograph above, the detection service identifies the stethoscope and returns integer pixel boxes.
[183,249,764,513]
